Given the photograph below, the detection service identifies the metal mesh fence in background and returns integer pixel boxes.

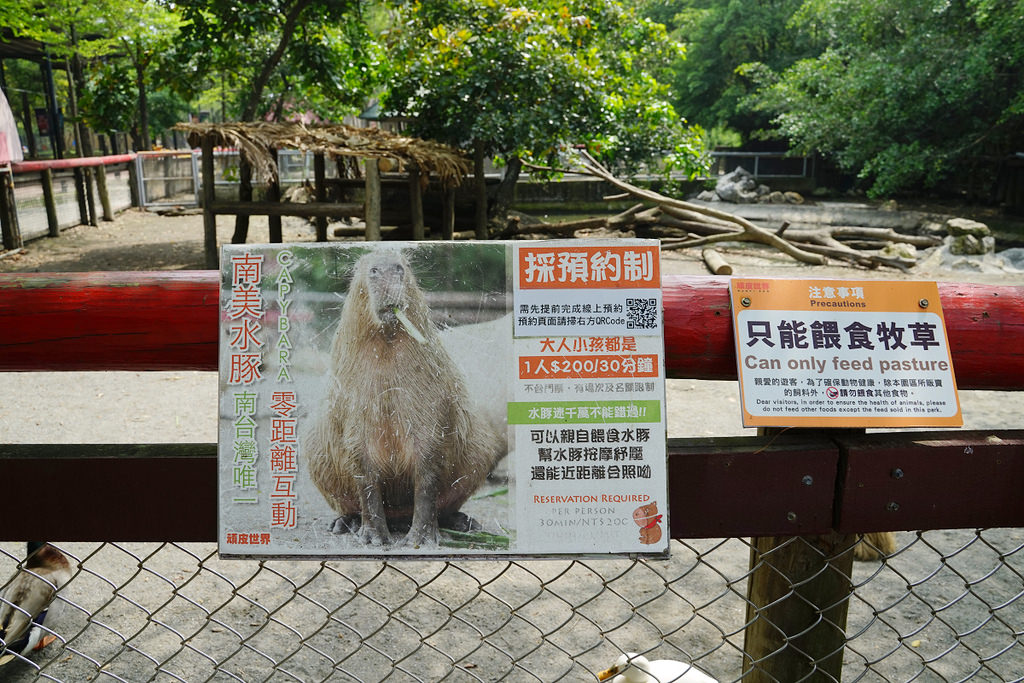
[2,529,1022,682]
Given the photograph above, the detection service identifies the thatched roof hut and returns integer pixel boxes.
[176,121,470,189]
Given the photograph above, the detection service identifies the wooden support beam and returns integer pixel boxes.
[268,150,282,243]
[2,431,1021,542]
[364,158,381,241]
[0,444,217,542]
[442,187,455,240]
[201,137,218,269]
[209,200,364,218]
[409,166,425,241]
[667,435,838,537]
[313,152,327,242]
[835,430,1024,533]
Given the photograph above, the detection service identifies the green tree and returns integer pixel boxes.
[166,0,383,121]
[645,0,816,144]
[1,0,184,151]
[384,0,707,224]
[747,0,1024,196]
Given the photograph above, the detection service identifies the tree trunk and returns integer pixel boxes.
[134,46,151,150]
[489,155,522,226]
[240,0,314,120]
[473,142,488,239]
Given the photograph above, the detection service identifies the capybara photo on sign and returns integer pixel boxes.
[304,246,511,550]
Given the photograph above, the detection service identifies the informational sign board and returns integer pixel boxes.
[218,240,668,559]
[731,278,962,428]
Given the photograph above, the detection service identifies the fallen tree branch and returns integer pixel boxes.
[524,153,828,266]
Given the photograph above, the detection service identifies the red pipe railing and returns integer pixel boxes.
[10,153,136,173]
[1,272,1021,389]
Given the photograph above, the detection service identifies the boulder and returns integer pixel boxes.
[949,234,996,255]
[945,217,991,238]
[714,167,764,203]
[880,242,918,260]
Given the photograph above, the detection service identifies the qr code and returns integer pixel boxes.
[625,297,658,330]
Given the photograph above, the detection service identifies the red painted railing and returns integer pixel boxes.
[10,153,136,173]
[2,272,1022,389]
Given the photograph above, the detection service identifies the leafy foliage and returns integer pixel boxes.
[746,0,1024,196]
[165,0,384,121]
[646,0,818,141]
[384,0,707,178]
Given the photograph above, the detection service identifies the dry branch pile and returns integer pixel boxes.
[177,121,471,189]
[519,152,941,271]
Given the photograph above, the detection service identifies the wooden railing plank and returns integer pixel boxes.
[2,432,1021,541]
[835,429,1024,533]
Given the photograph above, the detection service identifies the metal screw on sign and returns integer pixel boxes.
[741,297,751,307]
[891,468,904,479]
[802,475,814,486]
[919,298,929,309]
[786,512,797,522]
[887,501,901,512]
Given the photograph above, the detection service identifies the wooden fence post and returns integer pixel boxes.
[73,166,89,226]
[313,152,327,242]
[0,169,22,251]
[95,163,113,221]
[201,137,218,269]
[742,427,859,682]
[41,168,59,237]
[743,532,856,681]
[128,157,141,208]
[364,158,381,241]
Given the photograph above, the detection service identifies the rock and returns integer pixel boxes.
[945,217,991,237]
[999,248,1024,272]
[881,199,899,212]
[784,191,805,205]
[949,234,996,255]
[918,220,947,237]
[695,189,719,202]
[714,166,762,203]
[767,191,786,204]
[880,242,918,260]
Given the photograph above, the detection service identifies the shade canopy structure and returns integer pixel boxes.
[177,121,470,189]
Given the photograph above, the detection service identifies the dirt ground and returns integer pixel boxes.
[1,208,1022,681]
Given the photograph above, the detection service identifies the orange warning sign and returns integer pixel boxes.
[730,279,962,428]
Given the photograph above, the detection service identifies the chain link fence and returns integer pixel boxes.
[3,528,1022,682]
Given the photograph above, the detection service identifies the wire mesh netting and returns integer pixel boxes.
[2,529,1022,682]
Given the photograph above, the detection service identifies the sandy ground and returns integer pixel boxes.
[1,208,1022,681]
